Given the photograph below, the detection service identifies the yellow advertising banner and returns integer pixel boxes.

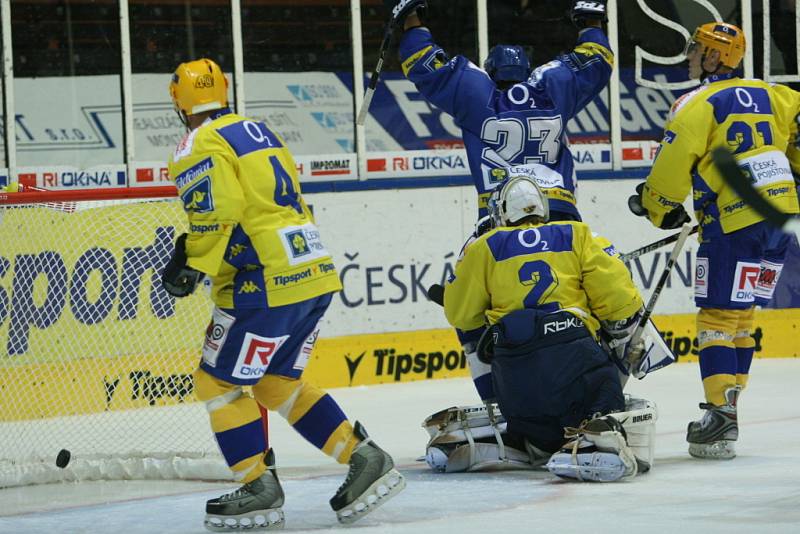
[2,309,797,421]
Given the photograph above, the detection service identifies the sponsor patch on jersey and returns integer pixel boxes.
[181,176,214,213]
[754,260,783,301]
[730,261,761,303]
[663,130,676,144]
[233,332,289,380]
[506,164,566,189]
[279,223,330,266]
[175,157,213,189]
[293,324,321,371]
[173,128,200,162]
[694,257,709,298]
[736,150,793,189]
[202,307,236,368]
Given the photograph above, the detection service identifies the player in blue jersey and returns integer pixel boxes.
[385,0,616,404]
[629,22,800,460]
[164,58,404,530]
[395,1,612,221]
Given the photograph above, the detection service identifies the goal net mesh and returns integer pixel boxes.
[0,193,231,488]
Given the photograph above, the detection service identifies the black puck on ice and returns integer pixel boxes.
[56,449,71,468]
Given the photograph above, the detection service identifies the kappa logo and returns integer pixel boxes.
[543,316,582,335]
[238,281,262,294]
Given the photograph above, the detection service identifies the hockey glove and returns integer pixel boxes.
[162,233,202,298]
[570,0,608,28]
[628,183,691,230]
[383,0,427,27]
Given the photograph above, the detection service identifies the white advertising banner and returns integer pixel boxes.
[1,73,662,182]
[308,180,696,338]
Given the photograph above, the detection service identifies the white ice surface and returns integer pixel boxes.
[2,359,800,534]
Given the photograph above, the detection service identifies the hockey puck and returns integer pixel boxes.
[56,449,71,468]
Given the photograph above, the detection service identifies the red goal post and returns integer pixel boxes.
[0,187,233,488]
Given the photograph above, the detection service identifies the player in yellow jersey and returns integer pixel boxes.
[162,59,404,530]
[629,22,800,459]
[436,173,658,482]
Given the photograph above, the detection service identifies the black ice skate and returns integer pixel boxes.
[204,449,285,532]
[329,421,406,524]
[687,387,740,460]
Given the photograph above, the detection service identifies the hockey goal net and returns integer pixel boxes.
[0,187,231,488]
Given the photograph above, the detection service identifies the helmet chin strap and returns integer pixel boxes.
[173,107,191,131]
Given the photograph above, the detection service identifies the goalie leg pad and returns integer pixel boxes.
[546,407,651,482]
[422,404,541,472]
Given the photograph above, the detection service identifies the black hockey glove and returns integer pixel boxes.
[628,182,691,230]
[383,0,427,27]
[570,0,608,28]
[162,233,202,298]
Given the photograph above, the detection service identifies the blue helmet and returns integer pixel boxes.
[484,45,531,84]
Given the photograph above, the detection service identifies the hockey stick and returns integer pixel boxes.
[630,223,693,348]
[620,224,698,263]
[712,147,800,239]
[356,23,395,126]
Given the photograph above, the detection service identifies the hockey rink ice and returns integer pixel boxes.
[1,358,799,534]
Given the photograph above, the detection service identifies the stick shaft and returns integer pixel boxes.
[631,223,693,346]
[620,225,698,263]
[356,24,394,125]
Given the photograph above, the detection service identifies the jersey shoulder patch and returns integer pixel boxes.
[173,127,200,162]
[668,85,706,121]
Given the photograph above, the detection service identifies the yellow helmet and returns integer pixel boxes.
[169,59,229,119]
[685,22,746,69]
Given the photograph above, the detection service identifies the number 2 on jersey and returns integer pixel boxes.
[518,260,559,311]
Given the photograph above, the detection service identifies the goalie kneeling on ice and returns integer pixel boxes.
[422,396,656,481]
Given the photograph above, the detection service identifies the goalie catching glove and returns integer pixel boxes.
[570,0,608,28]
[628,182,691,230]
[383,0,427,28]
[162,233,203,298]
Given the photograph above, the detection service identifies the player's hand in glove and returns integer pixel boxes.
[383,0,427,27]
[628,182,691,229]
[570,0,608,28]
[162,233,203,297]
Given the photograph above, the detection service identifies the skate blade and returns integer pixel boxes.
[204,508,285,532]
[688,441,736,460]
[335,468,406,524]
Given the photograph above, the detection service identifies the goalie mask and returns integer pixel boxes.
[484,45,531,84]
[169,58,229,128]
[683,22,745,71]
[488,174,550,227]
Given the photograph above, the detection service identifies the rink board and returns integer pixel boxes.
[1,308,797,421]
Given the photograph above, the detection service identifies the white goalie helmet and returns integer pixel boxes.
[488,173,550,227]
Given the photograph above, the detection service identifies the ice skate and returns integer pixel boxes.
[546,416,638,482]
[687,387,740,460]
[330,421,406,524]
[204,449,285,532]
